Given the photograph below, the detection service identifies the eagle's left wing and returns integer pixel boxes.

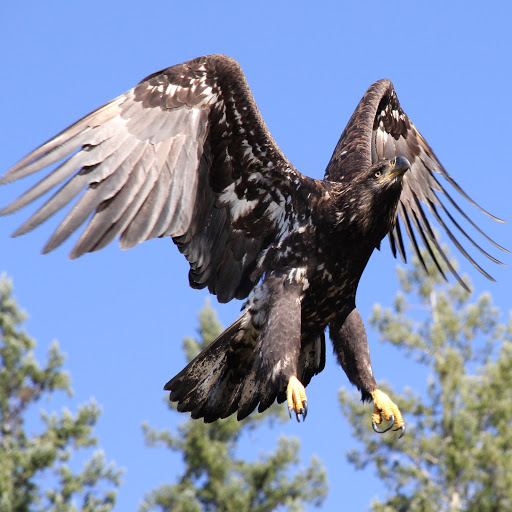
[325,79,506,290]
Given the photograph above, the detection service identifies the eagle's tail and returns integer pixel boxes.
[164,312,284,422]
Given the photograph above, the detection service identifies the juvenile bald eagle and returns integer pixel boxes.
[1,55,505,435]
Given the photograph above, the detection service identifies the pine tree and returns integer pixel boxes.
[141,301,328,512]
[0,275,122,512]
[339,257,512,511]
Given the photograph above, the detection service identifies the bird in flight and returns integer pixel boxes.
[1,55,505,436]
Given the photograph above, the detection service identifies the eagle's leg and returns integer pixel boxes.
[330,306,405,436]
[249,273,307,421]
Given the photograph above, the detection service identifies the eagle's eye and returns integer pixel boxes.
[373,169,383,179]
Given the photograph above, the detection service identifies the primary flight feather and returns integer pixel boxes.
[1,55,505,432]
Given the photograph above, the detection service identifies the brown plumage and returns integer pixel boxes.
[0,55,505,427]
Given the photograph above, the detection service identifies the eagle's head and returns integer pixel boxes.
[368,156,410,189]
[361,155,410,236]
[333,156,410,239]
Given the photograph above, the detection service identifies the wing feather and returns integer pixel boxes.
[120,139,174,248]
[398,202,428,274]
[389,221,407,263]
[426,200,497,280]
[408,204,448,281]
[1,55,304,302]
[71,143,156,256]
[428,171,507,252]
[325,79,505,286]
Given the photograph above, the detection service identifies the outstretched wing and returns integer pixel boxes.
[1,55,303,303]
[324,79,506,290]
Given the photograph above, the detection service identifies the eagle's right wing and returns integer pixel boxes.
[1,55,306,303]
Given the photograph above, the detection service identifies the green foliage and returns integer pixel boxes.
[339,257,512,511]
[141,300,328,512]
[0,275,122,512]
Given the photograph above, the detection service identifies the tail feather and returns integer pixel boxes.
[165,313,261,422]
[165,275,323,422]
[298,332,326,386]
[237,375,261,420]
[165,313,289,422]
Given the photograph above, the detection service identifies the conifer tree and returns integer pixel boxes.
[0,275,122,512]
[339,258,512,511]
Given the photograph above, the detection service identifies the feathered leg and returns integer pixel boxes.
[330,305,405,436]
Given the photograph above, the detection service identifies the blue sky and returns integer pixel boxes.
[1,2,511,510]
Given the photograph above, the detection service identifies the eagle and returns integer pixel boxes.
[1,55,505,436]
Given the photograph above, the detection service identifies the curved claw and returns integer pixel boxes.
[371,389,405,437]
[372,414,395,434]
[287,376,308,422]
[395,423,406,439]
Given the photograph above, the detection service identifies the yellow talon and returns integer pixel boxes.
[287,376,308,422]
[371,388,405,438]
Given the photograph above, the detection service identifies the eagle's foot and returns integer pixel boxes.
[371,389,405,438]
[287,376,308,422]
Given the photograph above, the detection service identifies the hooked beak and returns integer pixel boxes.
[379,156,410,184]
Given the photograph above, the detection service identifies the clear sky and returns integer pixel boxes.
[1,1,511,510]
